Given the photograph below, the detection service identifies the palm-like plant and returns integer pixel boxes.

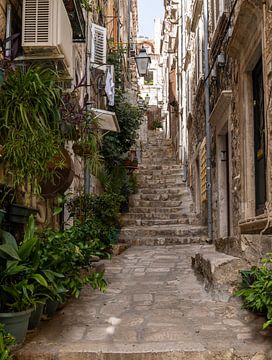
[0,66,63,192]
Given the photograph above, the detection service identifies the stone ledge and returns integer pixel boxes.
[192,245,246,295]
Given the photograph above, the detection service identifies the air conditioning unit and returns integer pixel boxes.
[22,0,73,77]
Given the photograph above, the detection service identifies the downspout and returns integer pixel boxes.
[5,4,12,58]
[203,0,213,242]
[127,0,131,86]
[117,0,120,44]
[84,8,91,194]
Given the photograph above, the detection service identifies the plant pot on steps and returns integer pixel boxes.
[8,204,38,224]
[44,299,59,318]
[0,209,6,224]
[0,308,32,344]
[28,303,45,330]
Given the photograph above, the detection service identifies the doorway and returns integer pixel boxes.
[217,131,231,238]
[252,58,266,215]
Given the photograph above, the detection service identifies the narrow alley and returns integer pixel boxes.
[1,0,272,359]
[14,131,272,359]
[14,245,272,359]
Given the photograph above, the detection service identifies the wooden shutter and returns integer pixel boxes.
[90,24,107,65]
[200,137,207,203]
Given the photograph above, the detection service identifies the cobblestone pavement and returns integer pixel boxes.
[15,245,272,359]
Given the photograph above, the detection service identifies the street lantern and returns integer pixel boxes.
[144,94,150,105]
[135,47,151,77]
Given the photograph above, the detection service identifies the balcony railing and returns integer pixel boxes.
[63,0,86,42]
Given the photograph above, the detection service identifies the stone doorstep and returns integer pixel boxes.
[192,245,247,294]
[13,349,272,360]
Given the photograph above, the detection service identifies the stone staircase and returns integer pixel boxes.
[120,130,207,246]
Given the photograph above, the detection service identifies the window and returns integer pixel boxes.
[195,18,204,83]
[211,0,226,30]
[144,71,154,85]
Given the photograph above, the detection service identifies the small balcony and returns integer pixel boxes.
[63,0,86,42]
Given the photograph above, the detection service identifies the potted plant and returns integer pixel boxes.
[0,216,49,343]
[0,323,15,360]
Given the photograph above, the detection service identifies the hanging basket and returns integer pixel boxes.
[40,148,75,198]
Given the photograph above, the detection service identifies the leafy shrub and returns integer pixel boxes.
[67,193,124,228]
[0,323,15,360]
[235,254,272,329]
[38,222,108,301]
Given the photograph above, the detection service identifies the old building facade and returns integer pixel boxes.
[0,0,138,226]
[161,0,272,261]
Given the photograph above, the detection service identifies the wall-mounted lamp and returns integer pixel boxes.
[135,47,151,77]
[144,94,150,105]
[220,150,227,161]
[217,53,225,67]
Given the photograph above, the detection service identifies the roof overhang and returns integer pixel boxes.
[90,108,120,133]
[209,90,232,126]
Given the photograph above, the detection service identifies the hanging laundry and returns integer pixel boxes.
[105,69,115,106]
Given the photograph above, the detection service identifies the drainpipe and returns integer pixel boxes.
[127,0,131,86]
[117,0,121,44]
[5,4,12,58]
[84,8,91,194]
[203,0,213,242]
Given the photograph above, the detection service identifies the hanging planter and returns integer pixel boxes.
[0,209,6,224]
[72,141,93,157]
[8,204,38,224]
[40,148,75,199]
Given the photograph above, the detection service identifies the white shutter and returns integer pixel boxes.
[23,0,51,44]
[90,24,107,65]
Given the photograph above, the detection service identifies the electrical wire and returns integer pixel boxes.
[204,0,238,83]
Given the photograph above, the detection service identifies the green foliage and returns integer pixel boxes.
[67,193,124,228]
[150,119,163,130]
[235,254,272,329]
[0,66,63,192]
[98,164,138,202]
[103,48,143,169]
[37,221,108,301]
[0,323,15,360]
[101,101,142,168]
[0,216,49,312]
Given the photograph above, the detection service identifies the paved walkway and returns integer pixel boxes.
[15,246,272,359]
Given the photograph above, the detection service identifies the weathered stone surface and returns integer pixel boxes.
[192,245,246,294]
[120,131,206,246]
[14,245,272,359]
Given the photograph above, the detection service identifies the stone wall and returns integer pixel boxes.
[187,0,272,261]
[0,0,5,43]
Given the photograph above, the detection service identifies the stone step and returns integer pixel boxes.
[127,206,193,215]
[137,187,188,195]
[121,216,191,226]
[137,179,185,187]
[138,164,181,170]
[192,245,246,297]
[120,235,207,246]
[129,199,186,208]
[137,173,183,181]
[14,349,272,359]
[137,168,182,176]
[120,224,207,239]
[130,192,192,202]
[121,211,195,221]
